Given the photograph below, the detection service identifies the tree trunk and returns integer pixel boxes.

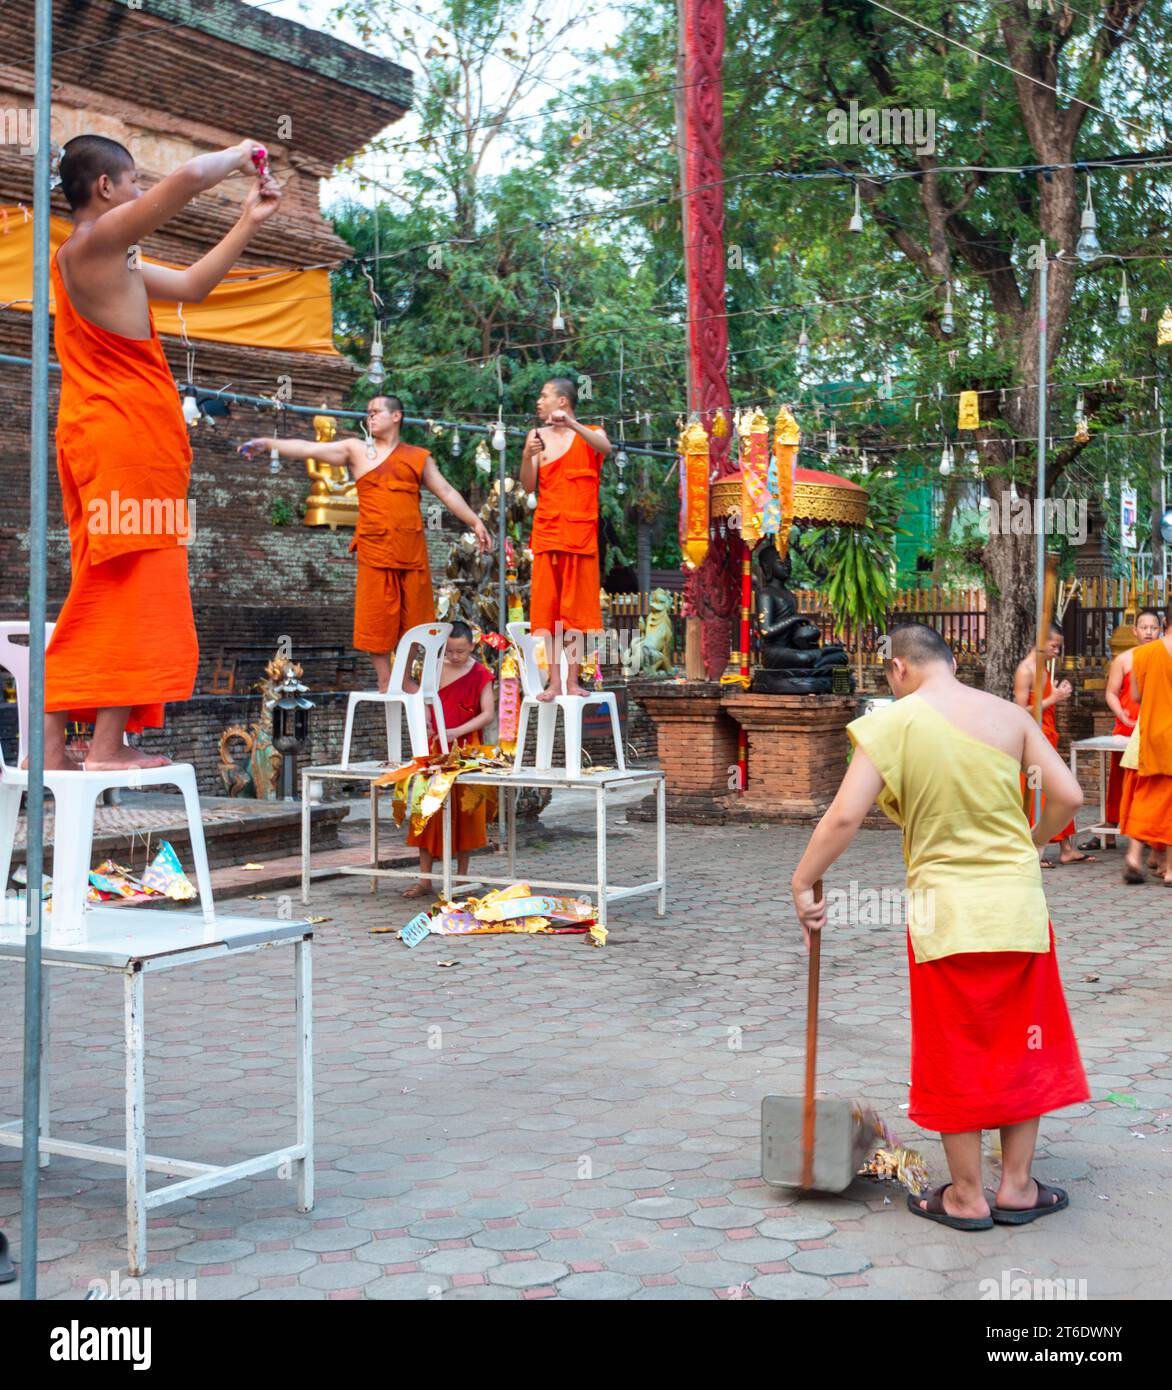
[981,527,1035,698]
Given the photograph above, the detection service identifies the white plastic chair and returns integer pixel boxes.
[0,621,215,936]
[507,621,625,778]
[340,621,452,769]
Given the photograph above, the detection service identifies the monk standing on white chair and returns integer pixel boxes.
[43,134,281,771]
[520,378,611,698]
[243,396,490,691]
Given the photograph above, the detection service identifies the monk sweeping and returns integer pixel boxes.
[242,395,490,691]
[43,134,281,770]
[1013,623,1093,866]
[1119,613,1172,887]
[520,377,611,698]
[401,621,496,898]
[792,624,1088,1230]
[1105,609,1162,848]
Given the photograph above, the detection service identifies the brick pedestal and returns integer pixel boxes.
[627,681,739,824]
[720,693,859,823]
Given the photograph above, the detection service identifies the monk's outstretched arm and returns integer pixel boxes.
[238,436,358,467]
[422,459,492,550]
[141,178,282,303]
[1022,714,1083,844]
[790,750,885,943]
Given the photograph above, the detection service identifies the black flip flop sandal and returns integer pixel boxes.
[907,1183,993,1231]
[991,1179,1069,1225]
[0,1232,15,1284]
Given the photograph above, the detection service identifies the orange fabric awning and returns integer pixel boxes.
[0,207,339,356]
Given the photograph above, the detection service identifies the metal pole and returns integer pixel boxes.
[1033,247,1048,829]
[496,433,507,854]
[22,0,53,1302]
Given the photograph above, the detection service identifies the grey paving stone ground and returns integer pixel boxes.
[2,801,1170,1300]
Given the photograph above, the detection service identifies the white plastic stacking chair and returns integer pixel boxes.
[0,621,215,937]
[340,621,452,769]
[506,621,625,778]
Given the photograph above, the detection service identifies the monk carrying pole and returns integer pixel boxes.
[21,0,53,1302]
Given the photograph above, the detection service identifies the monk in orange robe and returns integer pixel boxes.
[520,377,611,697]
[242,395,490,690]
[42,134,281,771]
[1120,614,1172,886]
[1013,623,1093,865]
[1105,609,1162,830]
[401,621,496,898]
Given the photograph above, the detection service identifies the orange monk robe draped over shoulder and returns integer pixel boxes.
[348,443,436,654]
[407,662,496,857]
[1105,670,1140,824]
[1120,641,1172,846]
[0,209,338,354]
[1022,670,1077,843]
[529,432,603,637]
[44,251,197,730]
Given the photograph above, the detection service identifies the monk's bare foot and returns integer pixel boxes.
[84,748,172,772]
[22,750,74,772]
[1057,850,1096,864]
[565,684,590,697]
[537,686,561,703]
[401,880,433,898]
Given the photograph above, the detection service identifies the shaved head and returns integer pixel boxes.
[888,623,953,667]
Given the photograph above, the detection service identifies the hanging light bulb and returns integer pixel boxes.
[451,428,461,457]
[367,321,386,385]
[181,385,201,429]
[551,287,565,333]
[526,491,537,510]
[615,447,628,495]
[1076,177,1101,264]
[796,319,810,371]
[939,440,954,476]
[826,420,837,457]
[940,284,954,335]
[1116,268,1132,325]
[964,444,979,468]
[491,417,507,451]
[1073,393,1090,444]
[474,439,492,474]
[847,182,864,234]
[1157,304,1172,347]
[269,444,281,476]
[859,450,870,474]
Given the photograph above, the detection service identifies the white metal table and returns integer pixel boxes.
[1071,733,1131,842]
[301,763,667,927]
[0,905,314,1275]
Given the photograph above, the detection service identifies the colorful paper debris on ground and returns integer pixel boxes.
[393,881,601,945]
[81,841,194,905]
[140,840,196,900]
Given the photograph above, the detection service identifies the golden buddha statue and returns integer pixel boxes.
[303,407,359,529]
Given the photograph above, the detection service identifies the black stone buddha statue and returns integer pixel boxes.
[752,541,853,695]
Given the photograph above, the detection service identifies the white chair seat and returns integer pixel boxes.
[506,621,625,778]
[340,622,453,769]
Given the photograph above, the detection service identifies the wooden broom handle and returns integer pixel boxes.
[800,879,823,1190]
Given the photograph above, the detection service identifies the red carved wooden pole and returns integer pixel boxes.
[681,0,738,678]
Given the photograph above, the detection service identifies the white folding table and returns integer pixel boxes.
[0,905,314,1275]
[301,763,667,927]
[1070,733,1131,843]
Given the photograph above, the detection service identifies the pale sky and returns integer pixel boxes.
[246,0,625,208]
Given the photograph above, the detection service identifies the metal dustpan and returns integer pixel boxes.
[762,882,879,1193]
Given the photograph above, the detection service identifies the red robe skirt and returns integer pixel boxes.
[407,662,494,857]
[907,924,1089,1133]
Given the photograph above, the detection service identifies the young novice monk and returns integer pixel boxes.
[792,624,1088,1230]
[402,622,496,898]
[43,134,281,770]
[520,377,611,699]
[1119,611,1172,886]
[242,396,490,691]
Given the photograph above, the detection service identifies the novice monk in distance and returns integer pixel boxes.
[1106,609,1163,875]
[792,624,1088,1230]
[520,377,611,699]
[42,134,281,771]
[242,396,490,692]
[1119,611,1172,886]
[1013,623,1093,865]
